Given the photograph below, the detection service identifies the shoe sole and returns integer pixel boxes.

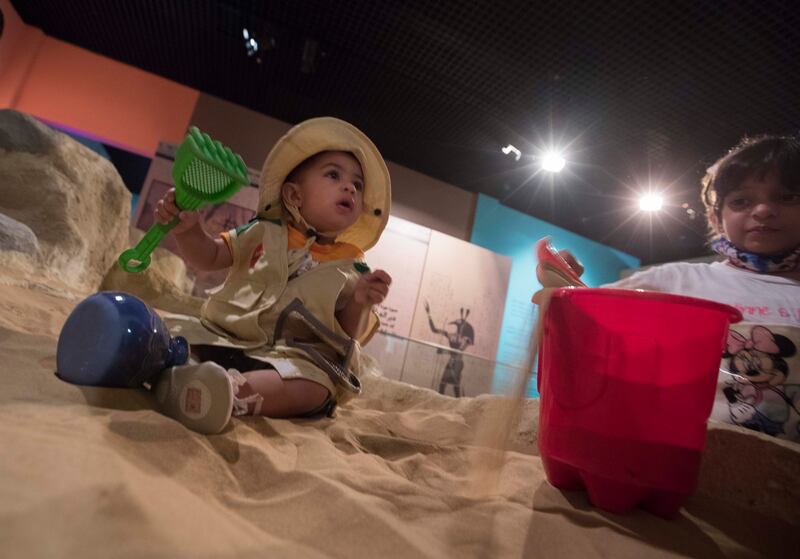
[156,363,234,434]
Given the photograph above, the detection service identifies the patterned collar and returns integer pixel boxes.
[711,236,800,273]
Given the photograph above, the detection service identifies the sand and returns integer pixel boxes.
[0,284,798,559]
[1,110,798,557]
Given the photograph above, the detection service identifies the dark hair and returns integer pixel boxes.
[284,150,358,184]
[701,134,800,221]
[285,151,329,184]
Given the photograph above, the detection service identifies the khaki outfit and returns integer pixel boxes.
[165,218,379,406]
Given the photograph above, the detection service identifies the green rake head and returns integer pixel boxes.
[172,127,249,209]
[117,127,249,273]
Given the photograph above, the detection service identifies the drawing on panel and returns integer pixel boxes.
[424,301,475,397]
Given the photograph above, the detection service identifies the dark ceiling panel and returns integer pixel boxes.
[11,0,800,263]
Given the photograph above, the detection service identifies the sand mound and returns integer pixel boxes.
[0,112,797,558]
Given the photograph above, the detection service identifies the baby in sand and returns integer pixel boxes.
[153,118,392,434]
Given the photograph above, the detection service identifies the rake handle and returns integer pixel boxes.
[117,218,178,273]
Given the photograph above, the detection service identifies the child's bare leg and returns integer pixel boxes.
[237,369,330,418]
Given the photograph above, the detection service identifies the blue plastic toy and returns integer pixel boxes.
[56,291,188,388]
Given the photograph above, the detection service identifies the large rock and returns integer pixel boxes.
[0,110,60,154]
[0,110,131,298]
[0,213,39,255]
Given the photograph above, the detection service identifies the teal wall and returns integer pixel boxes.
[470,194,640,396]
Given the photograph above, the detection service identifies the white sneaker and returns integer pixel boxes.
[154,362,234,434]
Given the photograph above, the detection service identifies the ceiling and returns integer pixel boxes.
[11,0,800,264]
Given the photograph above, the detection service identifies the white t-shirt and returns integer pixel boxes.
[607,261,800,443]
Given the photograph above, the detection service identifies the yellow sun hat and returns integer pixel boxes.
[258,117,391,251]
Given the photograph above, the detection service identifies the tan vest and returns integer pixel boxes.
[198,219,378,399]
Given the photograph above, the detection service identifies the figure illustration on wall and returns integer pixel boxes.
[424,301,475,397]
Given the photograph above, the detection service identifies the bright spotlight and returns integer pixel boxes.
[541,151,566,173]
[639,193,663,212]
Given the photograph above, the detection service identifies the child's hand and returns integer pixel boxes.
[154,188,200,235]
[353,270,392,306]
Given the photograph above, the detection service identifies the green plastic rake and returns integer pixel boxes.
[118,127,249,273]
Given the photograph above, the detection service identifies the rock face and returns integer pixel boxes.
[0,110,131,297]
[0,213,39,255]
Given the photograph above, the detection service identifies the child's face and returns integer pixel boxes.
[282,151,365,236]
[717,170,800,255]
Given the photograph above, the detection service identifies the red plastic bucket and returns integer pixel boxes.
[537,288,742,518]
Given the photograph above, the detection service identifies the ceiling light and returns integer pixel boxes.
[541,151,565,173]
[246,37,259,57]
[639,193,663,212]
[501,144,521,161]
[242,26,276,63]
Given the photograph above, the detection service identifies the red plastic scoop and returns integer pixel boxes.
[536,237,587,287]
